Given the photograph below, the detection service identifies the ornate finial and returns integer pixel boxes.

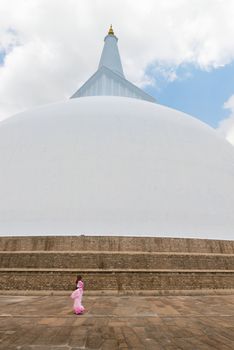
[108,25,114,35]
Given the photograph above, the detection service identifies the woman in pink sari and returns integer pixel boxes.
[71,275,85,315]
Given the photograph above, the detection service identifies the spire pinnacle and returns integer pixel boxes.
[108,24,114,35]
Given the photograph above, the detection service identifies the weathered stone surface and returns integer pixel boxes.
[1,251,234,269]
[0,270,234,291]
[1,235,234,253]
[0,294,234,350]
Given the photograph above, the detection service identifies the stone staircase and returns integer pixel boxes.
[0,236,234,295]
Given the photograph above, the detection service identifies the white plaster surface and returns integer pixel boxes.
[98,34,124,77]
[0,96,234,239]
[71,66,155,102]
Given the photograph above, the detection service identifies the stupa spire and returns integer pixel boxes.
[98,25,124,77]
[71,26,156,103]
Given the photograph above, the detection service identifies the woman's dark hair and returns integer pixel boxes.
[76,275,82,285]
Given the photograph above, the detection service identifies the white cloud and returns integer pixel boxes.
[218,95,234,146]
[1,0,234,120]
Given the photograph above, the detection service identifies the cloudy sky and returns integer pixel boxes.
[0,0,234,145]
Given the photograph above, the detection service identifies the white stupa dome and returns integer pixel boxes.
[0,27,234,239]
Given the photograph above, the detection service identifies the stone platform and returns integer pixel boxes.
[0,294,234,349]
[0,236,234,293]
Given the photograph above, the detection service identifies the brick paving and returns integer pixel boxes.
[0,294,234,349]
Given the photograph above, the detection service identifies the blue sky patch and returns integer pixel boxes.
[145,63,234,128]
[0,52,5,65]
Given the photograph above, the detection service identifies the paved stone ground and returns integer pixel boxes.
[0,294,234,350]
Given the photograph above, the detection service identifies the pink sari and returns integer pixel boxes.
[71,280,85,314]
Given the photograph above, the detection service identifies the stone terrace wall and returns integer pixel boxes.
[1,252,234,270]
[1,236,234,293]
[0,235,234,253]
[1,270,234,292]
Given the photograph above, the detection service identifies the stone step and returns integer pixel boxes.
[1,269,234,291]
[1,236,234,253]
[1,251,234,270]
[2,268,234,272]
[1,288,234,296]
